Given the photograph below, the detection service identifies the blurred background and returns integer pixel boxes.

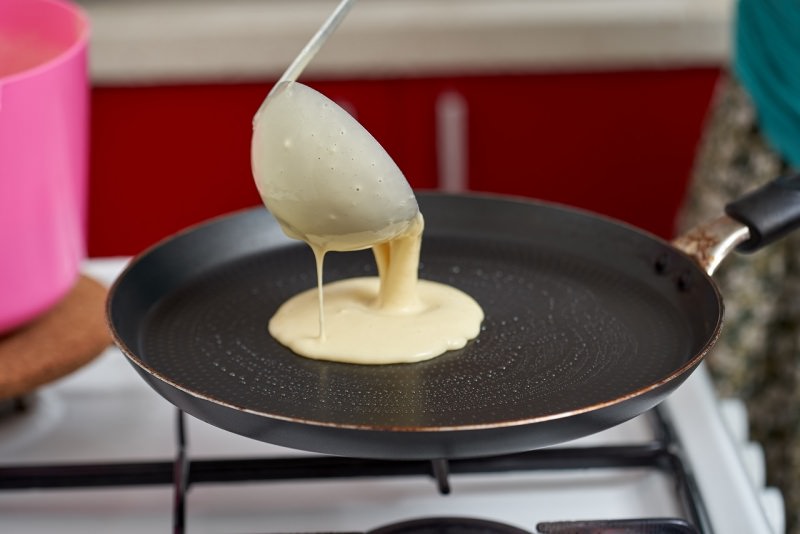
[74,0,732,257]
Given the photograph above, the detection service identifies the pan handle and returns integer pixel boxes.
[673,172,800,276]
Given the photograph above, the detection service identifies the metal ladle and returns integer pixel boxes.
[250,0,420,250]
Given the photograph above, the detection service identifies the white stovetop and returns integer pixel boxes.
[0,258,779,533]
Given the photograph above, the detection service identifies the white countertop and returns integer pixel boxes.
[76,0,734,85]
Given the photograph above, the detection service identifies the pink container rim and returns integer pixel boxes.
[0,0,90,86]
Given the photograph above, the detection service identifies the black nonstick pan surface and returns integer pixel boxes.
[109,192,725,459]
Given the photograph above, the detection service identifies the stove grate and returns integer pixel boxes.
[0,406,711,534]
[536,518,697,533]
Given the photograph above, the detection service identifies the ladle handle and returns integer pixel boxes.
[277,0,357,87]
[256,0,357,119]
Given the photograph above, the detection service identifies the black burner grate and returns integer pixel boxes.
[0,406,710,534]
[536,518,697,533]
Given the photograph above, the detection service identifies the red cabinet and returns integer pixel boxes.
[88,68,720,256]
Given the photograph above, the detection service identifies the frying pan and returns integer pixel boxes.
[108,174,800,460]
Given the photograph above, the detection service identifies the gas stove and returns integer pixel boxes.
[0,259,784,533]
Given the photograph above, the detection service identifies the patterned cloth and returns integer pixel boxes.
[679,75,799,533]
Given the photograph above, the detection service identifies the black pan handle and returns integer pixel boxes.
[725,172,800,252]
[674,172,800,275]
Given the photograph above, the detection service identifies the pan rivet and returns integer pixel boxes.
[654,253,670,274]
[677,271,693,291]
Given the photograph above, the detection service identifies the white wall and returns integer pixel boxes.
[77,0,734,85]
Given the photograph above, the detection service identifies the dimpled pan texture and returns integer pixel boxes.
[108,193,721,459]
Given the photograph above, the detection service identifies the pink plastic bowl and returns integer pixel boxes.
[0,0,90,334]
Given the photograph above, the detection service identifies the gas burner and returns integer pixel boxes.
[366,517,698,534]
[369,517,529,534]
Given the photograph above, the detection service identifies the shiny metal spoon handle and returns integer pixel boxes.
[257,0,357,117]
[279,0,357,86]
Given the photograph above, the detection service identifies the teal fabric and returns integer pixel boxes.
[734,0,800,169]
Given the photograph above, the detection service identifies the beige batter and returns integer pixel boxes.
[252,81,483,364]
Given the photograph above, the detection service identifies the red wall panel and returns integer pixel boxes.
[464,69,720,239]
[88,68,719,257]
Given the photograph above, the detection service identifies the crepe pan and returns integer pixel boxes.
[108,174,800,460]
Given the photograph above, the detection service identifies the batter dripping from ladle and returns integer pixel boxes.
[251,81,483,364]
[249,0,482,364]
